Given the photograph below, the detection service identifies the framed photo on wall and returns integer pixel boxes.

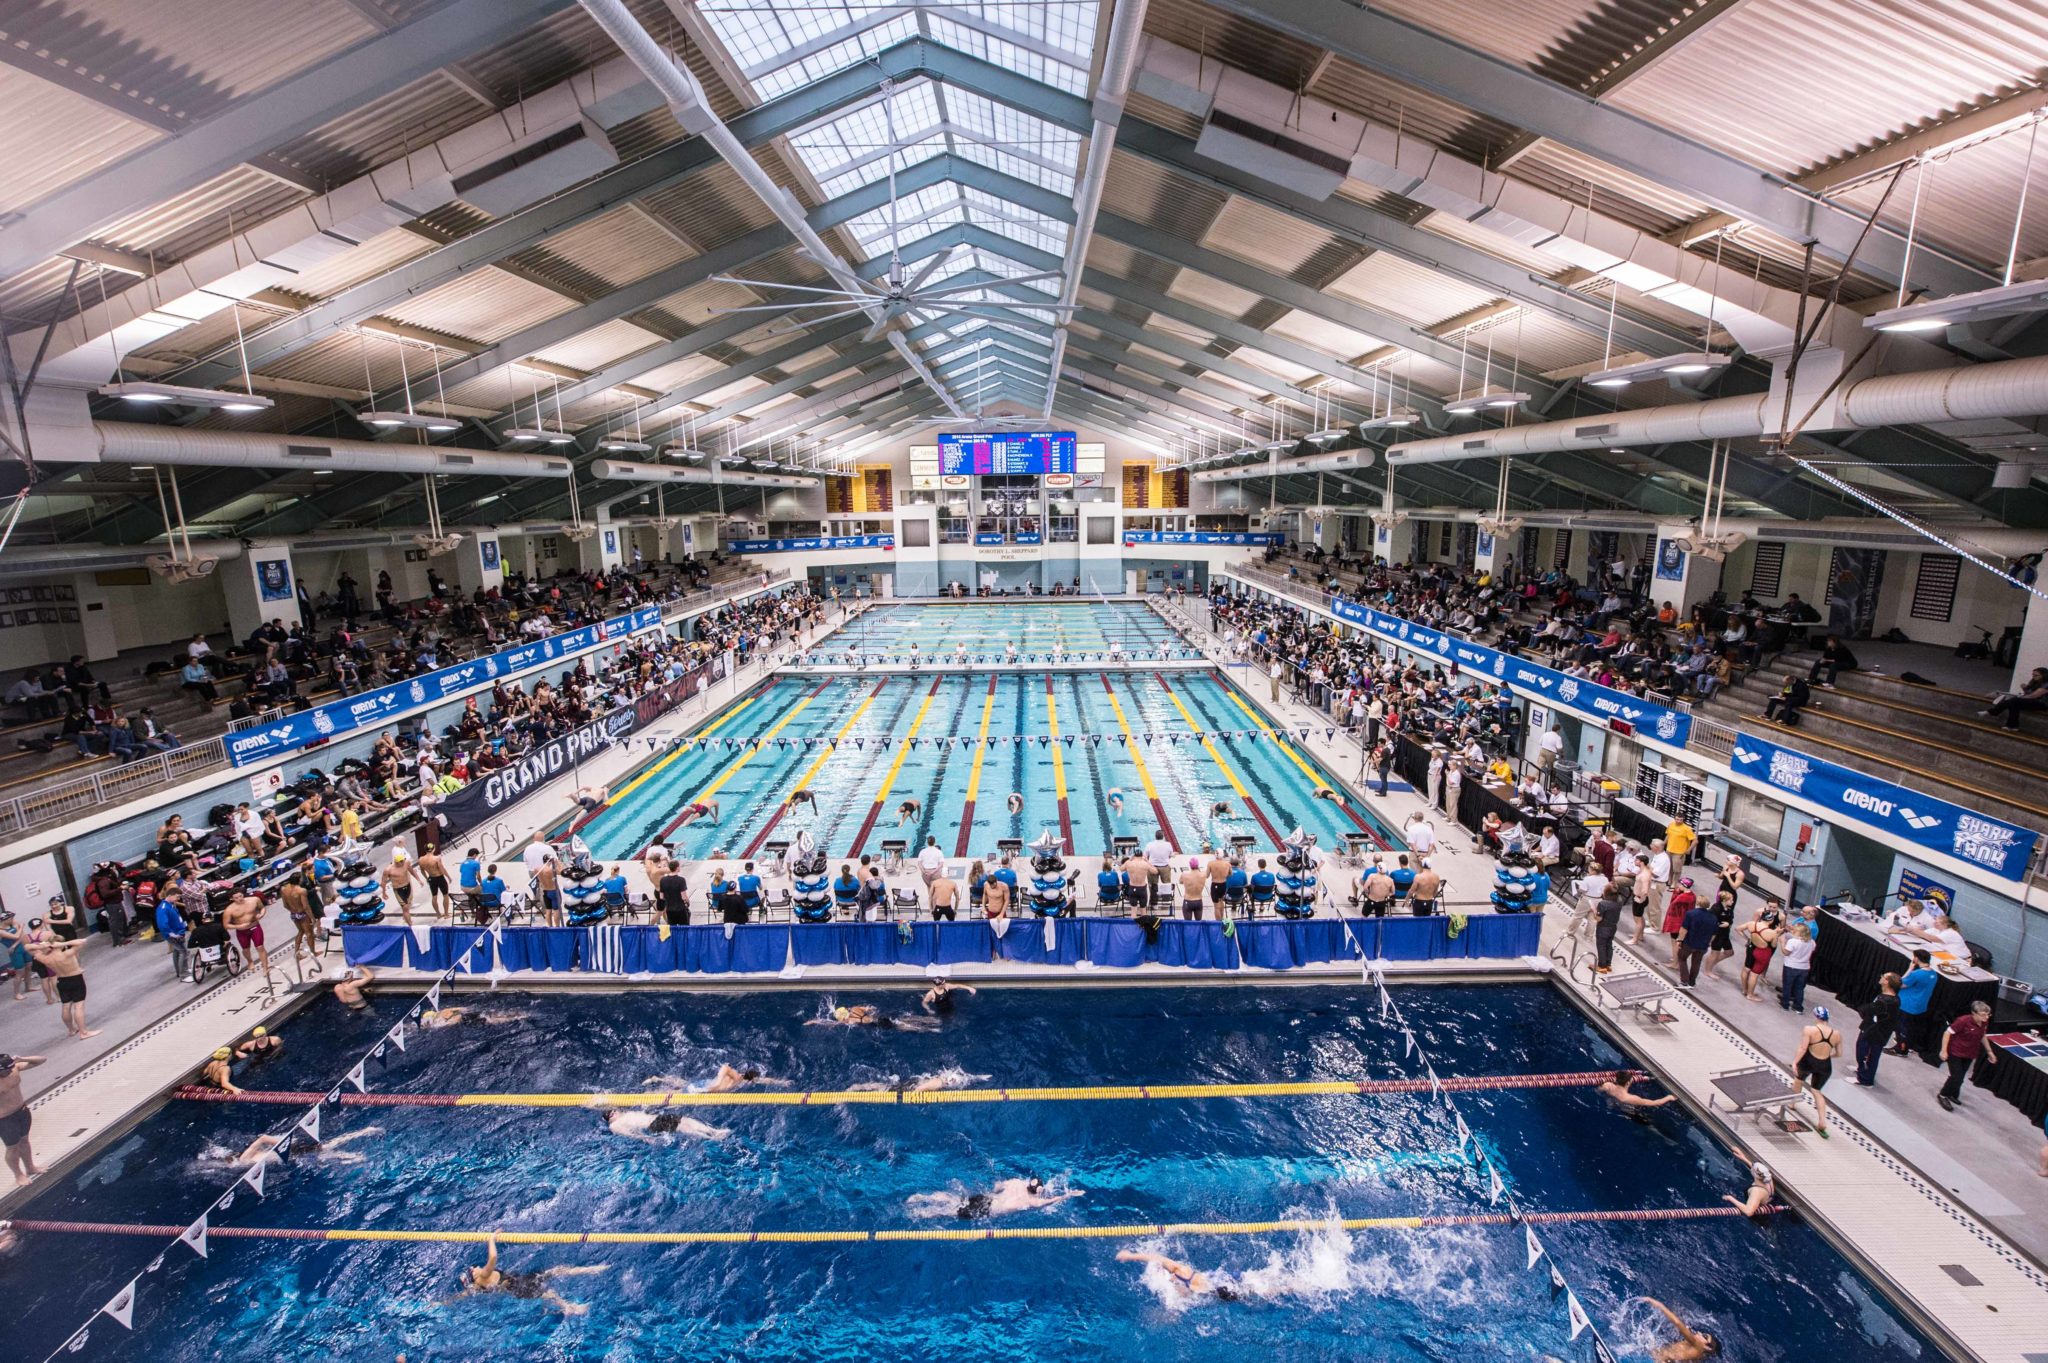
[54,584,75,602]
[480,540,500,571]
[257,558,294,602]
[59,606,80,622]
[0,612,12,627]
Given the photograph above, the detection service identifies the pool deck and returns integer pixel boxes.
[9,595,2048,1362]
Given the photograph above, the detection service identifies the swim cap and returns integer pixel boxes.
[1680,877,1694,888]
[1751,1161,1773,1184]
[212,1048,232,1060]
[392,849,407,862]
[1813,1006,1830,1021]
[251,1026,267,1038]
[832,1007,850,1022]
[0,1054,13,1075]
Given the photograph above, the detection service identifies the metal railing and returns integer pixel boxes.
[0,567,793,843]
[226,703,293,734]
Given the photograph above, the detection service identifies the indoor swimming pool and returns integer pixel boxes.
[805,600,1197,661]
[573,668,1392,862]
[4,984,1938,1362]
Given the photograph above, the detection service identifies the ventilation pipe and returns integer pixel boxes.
[90,423,576,478]
[1041,0,1149,419]
[1388,353,2048,464]
[576,0,964,418]
[590,458,810,488]
[17,61,662,388]
[1192,446,1378,482]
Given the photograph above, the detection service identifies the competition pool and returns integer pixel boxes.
[5,984,1937,1362]
[807,600,1196,661]
[573,669,1394,861]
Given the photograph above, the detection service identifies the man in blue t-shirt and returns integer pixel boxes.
[736,863,762,914]
[156,897,191,982]
[457,848,484,921]
[1223,860,1249,907]
[1248,859,1277,907]
[603,866,630,910]
[1388,854,1417,906]
[1892,950,1939,1059]
[1096,863,1122,908]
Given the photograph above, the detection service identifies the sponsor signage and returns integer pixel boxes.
[435,655,724,834]
[1123,531,1284,547]
[725,535,895,553]
[1730,731,2036,881]
[226,606,663,768]
[1320,594,1694,746]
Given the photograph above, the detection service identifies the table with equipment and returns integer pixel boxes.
[1809,908,1999,1056]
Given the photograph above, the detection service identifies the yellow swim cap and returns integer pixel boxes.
[212,1048,232,1060]
[251,1026,267,1038]
[832,1006,850,1021]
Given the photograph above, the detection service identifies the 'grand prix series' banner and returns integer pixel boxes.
[226,606,664,768]
[1319,594,1694,746]
[433,653,727,835]
[1731,730,2036,881]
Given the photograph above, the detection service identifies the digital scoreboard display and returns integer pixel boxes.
[938,431,1076,476]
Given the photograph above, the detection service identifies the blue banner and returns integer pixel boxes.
[1014,532,1042,545]
[974,533,1005,545]
[726,535,894,553]
[1730,731,2036,881]
[1124,531,1283,547]
[226,604,663,768]
[1322,596,1693,745]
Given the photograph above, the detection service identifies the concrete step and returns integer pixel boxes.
[1739,658,2048,750]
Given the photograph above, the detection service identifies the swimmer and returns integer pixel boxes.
[1312,786,1345,806]
[600,1108,730,1143]
[212,1126,383,1167]
[896,798,921,827]
[201,1047,243,1095]
[1116,1249,1238,1302]
[675,800,720,828]
[908,1176,1081,1220]
[643,1064,785,1094]
[1105,787,1126,816]
[1210,801,1232,819]
[419,1007,532,1030]
[1723,1157,1776,1219]
[333,964,373,1010]
[1006,792,1025,816]
[454,1232,609,1315]
[573,785,609,812]
[1643,1297,1721,1360]
[235,1026,282,1063]
[922,979,978,1015]
[784,790,818,816]
[1596,1069,1676,1119]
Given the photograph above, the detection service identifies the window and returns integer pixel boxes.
[1438,522,1453,556]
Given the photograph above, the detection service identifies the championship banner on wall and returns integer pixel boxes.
[1731,731,2036,881]
[226,606,663,768]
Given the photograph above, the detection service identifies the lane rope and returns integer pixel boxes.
[3,1204,1779,1246]
[170,1069,1634,1110]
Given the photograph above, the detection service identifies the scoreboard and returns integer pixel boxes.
[938,430,1076,476]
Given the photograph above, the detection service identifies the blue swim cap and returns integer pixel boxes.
[1813,1006,1830,1021]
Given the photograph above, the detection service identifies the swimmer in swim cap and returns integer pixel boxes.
[202,1047,242,1095]
[235,1025,282,1062]
[1723,1153,1775,1218]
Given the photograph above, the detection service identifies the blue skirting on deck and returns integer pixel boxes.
[342,913,1541,975]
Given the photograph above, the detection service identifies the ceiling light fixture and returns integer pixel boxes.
[1864,277,2048,333]
[1357,408,1421,431]
[1444,386,1531,414]
[1585,352,1732,388]
[98,380,274,412]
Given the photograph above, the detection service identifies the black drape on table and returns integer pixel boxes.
[1811,913,1999,1058]
[1972,1044,2048,1124]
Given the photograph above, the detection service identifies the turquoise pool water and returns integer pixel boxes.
[810,601,1195,662]
[576,669,1391,863]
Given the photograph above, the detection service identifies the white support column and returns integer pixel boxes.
[1648,524,1721,618]
[2012,598,2048,690]
[1473,525,1501,577]
[454,531,504,597]
[220,540,302,641]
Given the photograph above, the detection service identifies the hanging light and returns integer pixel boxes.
[100,380,273,412]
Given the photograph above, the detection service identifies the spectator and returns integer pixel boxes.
[1937,1001,1996,1111]
[1984,667,2048,731]
[1891,950,1939,1059]
[1856,972,1900,1087]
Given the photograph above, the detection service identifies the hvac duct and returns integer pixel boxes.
[1191,447,1378,481]
[1389,353,2048,464]
[590,458,811,488]
[94,423,576,478]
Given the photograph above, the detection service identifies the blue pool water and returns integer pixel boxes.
[810,601,1195,661]
[6,984,1934,1362]
[577,669,1391,862]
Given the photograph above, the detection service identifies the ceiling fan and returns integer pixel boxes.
[703,81,1076,346]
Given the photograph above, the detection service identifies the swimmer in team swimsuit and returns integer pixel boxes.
[1006,792,1025,816]
[675,800,720,828]
[642,1064,785,1094]
[1105,788,1126,817]
[907,1176,1080,1221]
[454,1232,610,1314]
[598,1108,730,1142]
[1643,1297,1721,1359]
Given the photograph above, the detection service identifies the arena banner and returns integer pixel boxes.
[1731,731,2036,881]
[1320,595,1694,746]
[1123,531,1283,547]
[435,656,723,836]
[226,605,664,768]
[725,534,894,553]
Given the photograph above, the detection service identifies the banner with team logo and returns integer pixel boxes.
[225,605,664,767]
[1122,531,1283,547]
[1320,595,1694,745]
[1731,731,2036,881]
[726,534,894,552]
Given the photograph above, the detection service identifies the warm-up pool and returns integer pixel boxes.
[5,984,1936,1361]
[575,669,1394,862]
